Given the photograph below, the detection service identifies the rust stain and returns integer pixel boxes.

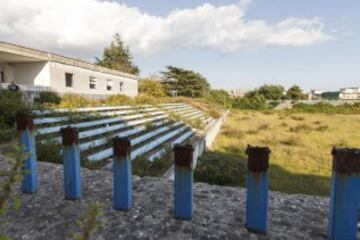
[332,147,360,174]
[113,137,131,157]
[174,144,194,168]
[16,113,33,131]
[60,127,79,146]
[246,145,271,172]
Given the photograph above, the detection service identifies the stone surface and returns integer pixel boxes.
[1,162,356,239]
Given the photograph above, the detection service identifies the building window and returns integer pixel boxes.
[65,73,73,87]
[107,79,113,91]
[89,77,96,89]
[119,81,124,92]
[0,71,4,83]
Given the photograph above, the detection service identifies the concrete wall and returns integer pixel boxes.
[0,63,15,83]
[12,62,50,86]
[49,61,138,98]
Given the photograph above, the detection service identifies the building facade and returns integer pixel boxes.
[339,87,360,100]
[0,41,139,100]
[227,88,247,98]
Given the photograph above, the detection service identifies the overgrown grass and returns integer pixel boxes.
[196,109,360,196]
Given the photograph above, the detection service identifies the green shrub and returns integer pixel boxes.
[195,151,246,186]
[292,102,360,114]
[233,95,268,110]
[134,94,159,105]
[36,139,62,164]
[132,156,171,177]
[59,94,99,109]
[104,94,134,106]
[34,91,61,105]
[139,79,166,97]
[0,123,16,143]
[0,90,29,126]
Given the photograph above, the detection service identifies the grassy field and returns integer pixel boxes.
[195,109,360,196]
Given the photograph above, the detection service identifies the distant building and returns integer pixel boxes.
[308,90,324,100]
[0,41,139,100]
[227,88,247,98]
[339,87,360,100]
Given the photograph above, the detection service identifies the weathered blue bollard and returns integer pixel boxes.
[174,144,194,220]
[112,137,132,211]
[245,145,271,234]
[16,113,38,193]
[60,127,82,200]
[328,147,360,240]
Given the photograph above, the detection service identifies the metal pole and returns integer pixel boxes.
[16,113,38,193]
[112,137,132,211]
[328,147,360,240]
[174,144,194,220]
[60,127,82,200]
[245,145,271,234]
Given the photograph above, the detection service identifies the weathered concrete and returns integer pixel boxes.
[1,162,353,240]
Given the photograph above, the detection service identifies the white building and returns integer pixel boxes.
[339,87,360,100]
[227,88,247,98]
[0,41,139,100]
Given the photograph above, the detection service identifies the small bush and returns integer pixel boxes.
[0,90,29,126]
[292,102,360,114]
[134,94,159,105]
[132,156,171,177]
[279,136,299,146]
[195,151,246,186]
[34,91,61,105]
[221,128,244,138]
[139,79,166,97]
[314,125,329,132]
[104,94,133,106]
[290,115,305,121]
[36,139,62,164]
[245,129,258,135]
[59,94,99,109]
[257,123,270,130]
[0,123,16,143]
[289,124,312,133]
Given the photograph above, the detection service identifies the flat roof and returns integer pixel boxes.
[0,41,139,80]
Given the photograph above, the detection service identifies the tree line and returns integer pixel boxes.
[95,34,308,109]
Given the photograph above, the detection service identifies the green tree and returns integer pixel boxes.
[206,90,232,108]
[139,79,166,97]
[286,85,306,100]
[257,84,285,100]
[160,66,210,98]
[96,33,139,75]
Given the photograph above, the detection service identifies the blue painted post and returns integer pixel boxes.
[245,145,271,234]
[16,113,38,193]
[60,127,82,200]
[174,144,194,220]
[112,137,132,211]
[328,147,360,240]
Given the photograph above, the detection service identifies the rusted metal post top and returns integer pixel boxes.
[60,127,79,146]
[113,137,131,157]
[16,113,33,131]
[332,147,360,174]
[174,144,195,168]
[246,145,271,172]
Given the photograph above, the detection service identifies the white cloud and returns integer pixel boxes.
[0,0,332,58]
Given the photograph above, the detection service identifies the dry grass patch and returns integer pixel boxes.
[205,109,360,195]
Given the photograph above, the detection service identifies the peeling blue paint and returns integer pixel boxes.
[174,166,193,220]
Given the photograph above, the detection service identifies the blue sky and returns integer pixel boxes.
[0,0,359,91]
[122,0,359,91]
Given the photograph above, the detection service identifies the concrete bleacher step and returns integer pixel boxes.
[33,103,215,165]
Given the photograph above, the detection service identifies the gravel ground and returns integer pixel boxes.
[1,162,357,240]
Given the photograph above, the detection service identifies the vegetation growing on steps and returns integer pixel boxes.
[0,143,27,239]
[73,202,103,240]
